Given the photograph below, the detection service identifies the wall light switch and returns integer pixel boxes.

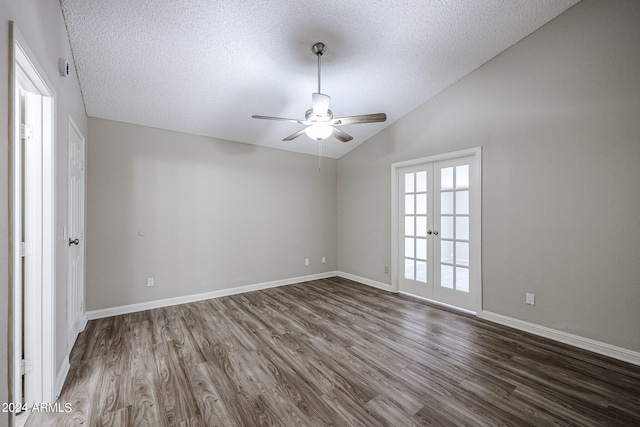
[305,258,310,266]
[147,277,154,287]
[322,257,326,264]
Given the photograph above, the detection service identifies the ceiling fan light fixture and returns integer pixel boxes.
[305,123,333,140]
[252,42,386,143]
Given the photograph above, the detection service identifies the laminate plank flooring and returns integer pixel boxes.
[24,277,640,426]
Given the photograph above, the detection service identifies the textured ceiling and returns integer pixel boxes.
[60,0,579,159]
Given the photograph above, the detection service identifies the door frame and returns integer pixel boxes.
[9,22,57,407]
[391,147,482,313]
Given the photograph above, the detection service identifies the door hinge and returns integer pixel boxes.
[20,242,33,257]
[20,124,33,140]
[20,359,33,376]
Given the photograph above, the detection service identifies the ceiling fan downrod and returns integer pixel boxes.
[312,42,325,94]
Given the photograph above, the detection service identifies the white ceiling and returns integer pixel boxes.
[60,0,579,159]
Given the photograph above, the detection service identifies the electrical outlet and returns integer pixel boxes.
[322,256,326,264]
[147,277,154,287]
[305,258,310,266]
[384,266,389,274]
[526,292,535,305]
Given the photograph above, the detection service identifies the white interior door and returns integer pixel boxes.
[67,118,85,346]
[396,152,481,313]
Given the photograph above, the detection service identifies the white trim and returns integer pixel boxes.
[54,356,70,398]
[10,23,21,408]
[345,273,640,367]
[41,91,56,404]
[480,311,640,367]
[341,274,640,368]
[78,272,639,369]
[337,272,394,292]
[390,147,483,313]
[75,315,88,341]
[390,162,399,292]
[392,147,484,169]
[68,313,87,349]
[86,271,339,320]
[12,23,58,405]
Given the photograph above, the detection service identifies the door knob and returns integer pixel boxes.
[433,230,440,236]
[427,230,433,235]
[68,238,80,246]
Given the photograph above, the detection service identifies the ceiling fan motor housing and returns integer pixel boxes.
[305,108,333,123]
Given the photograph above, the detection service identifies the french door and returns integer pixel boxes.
[395,152,480,312]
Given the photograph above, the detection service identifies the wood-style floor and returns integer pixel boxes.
[25,277,640,426]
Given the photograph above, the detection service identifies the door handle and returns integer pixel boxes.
[433,230,440,236]
[69,238,80,246]
[427,230,433,235]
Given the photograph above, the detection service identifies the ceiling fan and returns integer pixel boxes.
[252,42,387,142]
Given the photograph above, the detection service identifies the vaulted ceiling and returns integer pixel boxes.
[60,0,579,158]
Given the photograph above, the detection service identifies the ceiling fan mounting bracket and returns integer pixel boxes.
[311,42,325,56]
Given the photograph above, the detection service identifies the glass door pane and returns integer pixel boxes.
[398,164,434,299]
[438,163,470,294]
[402,170,428,283]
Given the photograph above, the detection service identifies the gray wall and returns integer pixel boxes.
[3,3,639,421]
[1,0,88,425]
[337,0,640,352]
[87,118,337,310]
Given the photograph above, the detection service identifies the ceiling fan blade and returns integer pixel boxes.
[332,127,353,143]
[332,113,387,126]
[252,115,302,124]
[283,128,307,141]
[312,93,331,117]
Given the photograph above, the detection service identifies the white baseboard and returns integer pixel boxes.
[55,356,70,398]
[337,271,395,292]
[68,313,88,350]
[79,313,88,333]
[86,271,339,320]
[58,315,86,403]
[480,311,640,367]
[82,272,638,367]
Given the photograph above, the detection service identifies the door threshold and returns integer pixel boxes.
[397,291,476,316]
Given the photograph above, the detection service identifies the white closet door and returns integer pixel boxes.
[67,118,85,345]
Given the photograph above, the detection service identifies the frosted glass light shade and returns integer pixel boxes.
[305,123,333,140]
